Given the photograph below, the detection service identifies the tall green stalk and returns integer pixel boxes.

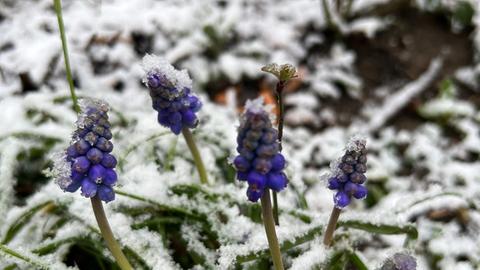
[261,190,284,270]
[323,207,341,246]
[54,1,132,269]
[272,80,286,225]
[53,0,79,113]
[91,197,133,270]
[182,128,209,185]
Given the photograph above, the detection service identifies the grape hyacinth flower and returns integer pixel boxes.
[142,54,201,135]
[50,98,132,270]
[142,54,208,184]
[53,98,117,202]
[233,98,288,202]
[233,97,286,270]
[328,139,368,208]
[323,137,368,246]
[380,253,417,270]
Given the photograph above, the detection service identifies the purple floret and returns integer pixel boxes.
[267,172,288,192]
[98,185,115,203]
[81,178,97,198]
[247,186,264,202]
[334,191,350,208]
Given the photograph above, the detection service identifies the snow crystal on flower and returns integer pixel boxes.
[141,54,192,92]
[75,97,110,132]
[244,96,276,122]
[48,151,73,191]
[345,134,367,152]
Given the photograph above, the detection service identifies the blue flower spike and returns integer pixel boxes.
[142,54,201,135]
[233,97,287,269]
[53,98,118,203]
[380,253,417,270]
[141,54,209,185]
[328,137,368,208]
[323,137,368,246]
[233,97,288,202]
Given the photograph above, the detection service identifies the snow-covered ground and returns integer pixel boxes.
[1,0,480,269]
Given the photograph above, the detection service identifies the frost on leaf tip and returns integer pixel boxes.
[141,54,192,93]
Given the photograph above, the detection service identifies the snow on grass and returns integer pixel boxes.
[364,58,443,132]
[1,0,480,269]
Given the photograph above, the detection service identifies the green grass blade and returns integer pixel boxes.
[53,0,79,113]
[338,220,418,240]
[2,201,54,244]
[235,225,323,264]
[0,244,49,270]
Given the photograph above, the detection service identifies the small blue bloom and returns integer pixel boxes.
[103,169,117,186]
[81,178,97,198]
[247,186,264,202]
[334,191,350,208]
[328,138,368,208]
[101,154,117,168]
[98,185,115,203]
[53,98,118,203]
[380,253,417,270]
[72,157,90,173]
[267,172,288,192]
[65,178,82,192]
[86,148,103,164]
[233,98,288,202]
[142,54,202,135]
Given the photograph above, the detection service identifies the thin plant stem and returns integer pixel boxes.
[53,0,79,113]
[182,128,209,185]
[323,207,341,246]
[260,190,284,270]
[91,196,133,270]
[275,81,285,151]
[272,80,285,225]
[0,244,48,269]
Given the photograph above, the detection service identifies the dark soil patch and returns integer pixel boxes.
[346,7,474,131]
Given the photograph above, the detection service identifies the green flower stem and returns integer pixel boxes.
[182,128,209,185]
[0,244,48,269]
[272,80,285,225]
[91,196,133,270]
[323,207,341,246]
[275,81,286,151]
[260,190,284,270]
[53,0,79,113]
